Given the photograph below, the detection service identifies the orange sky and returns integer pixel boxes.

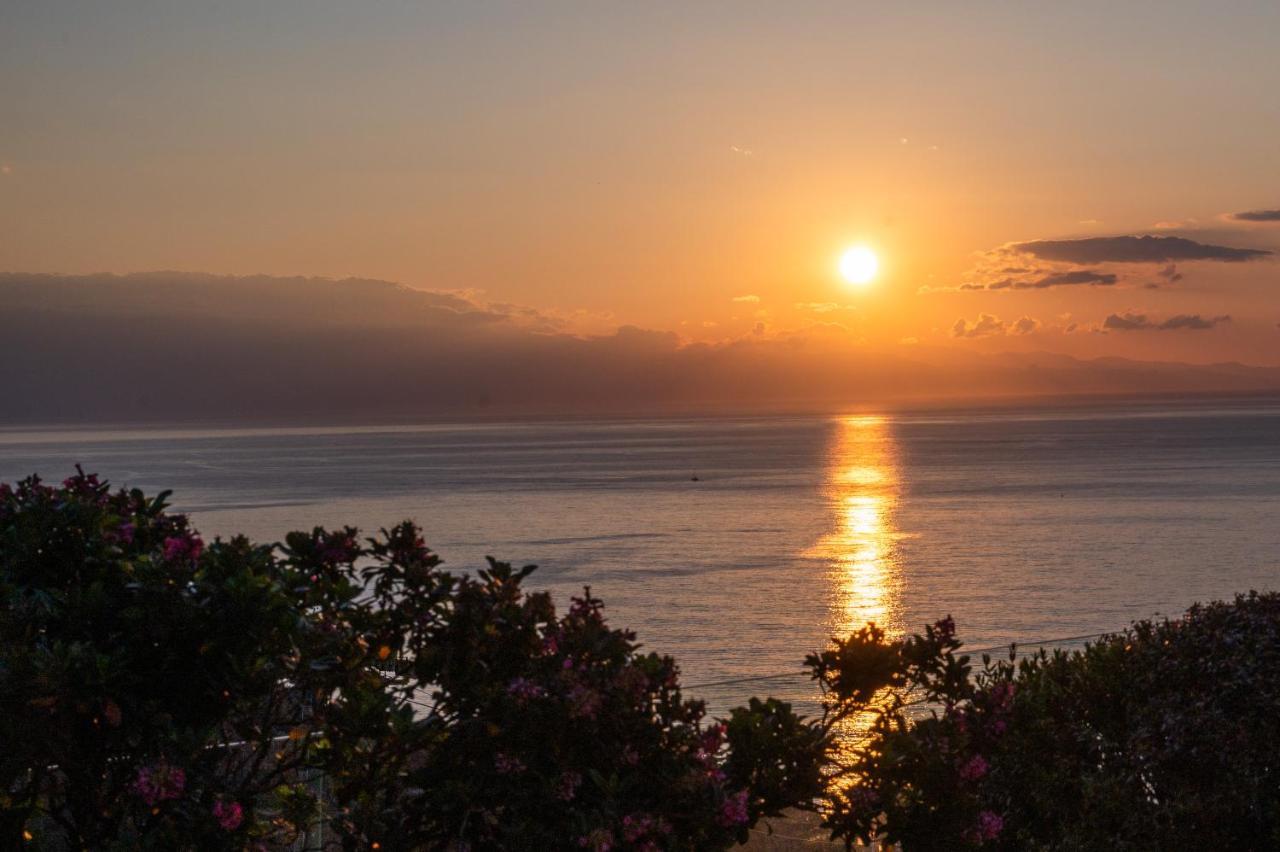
[2,2,1279,366]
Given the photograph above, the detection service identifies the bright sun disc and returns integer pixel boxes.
[839,246,878,285]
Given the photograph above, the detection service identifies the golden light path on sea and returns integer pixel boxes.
[811,415,906,642]
[806,415,907,756]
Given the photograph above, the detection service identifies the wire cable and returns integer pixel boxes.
[684,629,1110,691]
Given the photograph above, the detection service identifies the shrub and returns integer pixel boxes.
[7,469,1279,850]
[811,596,1280,850]
[0,471,823,850]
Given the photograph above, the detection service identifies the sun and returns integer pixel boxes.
[839,246,878,285]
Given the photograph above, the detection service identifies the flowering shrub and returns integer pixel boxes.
[7,470,1278,850]
[0,471,823,849]
[805,596,1280,850]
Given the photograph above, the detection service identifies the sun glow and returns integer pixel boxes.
[838,246,878,285]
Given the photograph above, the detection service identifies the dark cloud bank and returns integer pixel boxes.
[1231,209,1280,223]
[1,273,1277,424]
[962,270,1117,291]
[1011,235,1271,264]
[1103,312,1232,332]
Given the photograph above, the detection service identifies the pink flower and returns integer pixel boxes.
[973,810,1004,842]
[132,762,186,806]
[506,677,546,703]
[959,754,990,782]
[213,799,244,831]
[622,813,671,843]
[162,533,203,563]
[717,789,750,827]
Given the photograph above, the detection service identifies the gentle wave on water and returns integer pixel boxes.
[4,398,1279,713]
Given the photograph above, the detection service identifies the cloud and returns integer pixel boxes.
[1006,270,1117,289]
[1102,312,1231,332]
[1230,208,1280,223]
[943,270,1118,292]
[794,302,857,313]
[732,294,760,303]
[951,313,1040,338]
[1009,235,1270,264]
[2,273,1277,424]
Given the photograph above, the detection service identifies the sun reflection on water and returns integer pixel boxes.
[810,415,905,641]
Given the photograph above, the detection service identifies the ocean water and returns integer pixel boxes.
[4,398,1279,713]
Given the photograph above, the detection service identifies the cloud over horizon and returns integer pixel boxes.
[951,313,1040,338]
[1229,208,1280,223]
[1102,312,1232,332]
[0,272,1275,423]
[1009,235,1271,264]
[952,270,1119,292]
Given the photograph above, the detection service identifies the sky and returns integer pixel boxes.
[2,0,1279,394]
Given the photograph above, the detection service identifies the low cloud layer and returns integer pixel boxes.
[1230,208,1280,223]
[955,270,1118,291]
[951,313,1040,338]
[0,272,1276,423]
[1102,312,1232,332]
[1009,235,1270,264]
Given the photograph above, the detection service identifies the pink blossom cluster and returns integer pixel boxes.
[162,531,203,563]
[61,469,103,499]
[964,809,1004,843]
[622,812,673,850]
[132,762,186,806]
[212,799,244,831]
[716,789,750,827]
[958,754,989,782]
[506,676,547,703]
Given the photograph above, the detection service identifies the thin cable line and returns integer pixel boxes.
[684,630,1110,691]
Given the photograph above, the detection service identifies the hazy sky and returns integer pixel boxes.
[3,1,1279,367]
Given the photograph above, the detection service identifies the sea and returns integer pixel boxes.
[3,395,1279,714]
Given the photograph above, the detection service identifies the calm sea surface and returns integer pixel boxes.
[4,398,1279,712]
